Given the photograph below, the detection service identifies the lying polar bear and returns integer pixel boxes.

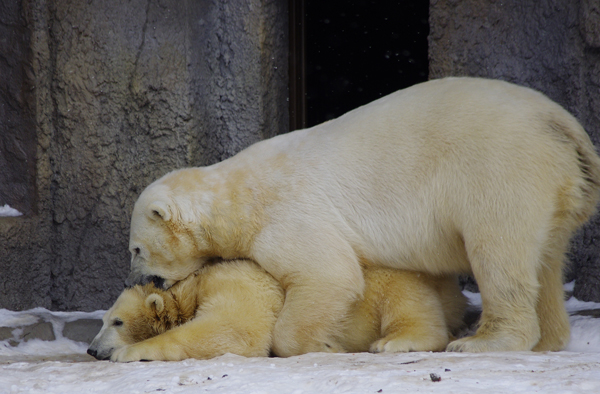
[126,77,600,355]
[88,260,467,362]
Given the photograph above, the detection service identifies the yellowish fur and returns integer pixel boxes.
[89,260,467,362]
[127,77,600,354]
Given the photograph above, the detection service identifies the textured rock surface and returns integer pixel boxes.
[429,0,600,301]
[62,319,103,344]
[20,322,55,342]
[0,1,37,217]
[3,0,600,312]
[0,0,288,311]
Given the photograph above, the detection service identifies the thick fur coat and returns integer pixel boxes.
[126,77,600,355]
[88,260,467,362]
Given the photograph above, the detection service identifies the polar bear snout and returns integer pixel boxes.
[146,275,166,289]
[86,347,98,359]
[87,345,113,360]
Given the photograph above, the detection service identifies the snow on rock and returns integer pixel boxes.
[0,204,23,217]
[0,308,105,330]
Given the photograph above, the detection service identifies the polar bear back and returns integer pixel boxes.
[242,77,597,275]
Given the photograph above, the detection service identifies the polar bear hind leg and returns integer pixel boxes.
[532,246,570,351]
[532,189,590,351]
[534,123,600,351]
[447,221,544,352]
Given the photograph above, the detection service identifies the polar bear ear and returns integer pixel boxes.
[147,201,171,222]
[145,293,165,314]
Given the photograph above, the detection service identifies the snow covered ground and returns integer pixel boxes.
[1,284,599,394]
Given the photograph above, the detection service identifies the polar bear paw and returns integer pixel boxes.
[370,338,414,353]
[446,334,526,352]
[111,345,147,362]
[369,337,441,353]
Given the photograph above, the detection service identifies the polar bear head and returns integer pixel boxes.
[127,178,214,289]
[126,168,260,290]
[87,286,170,360]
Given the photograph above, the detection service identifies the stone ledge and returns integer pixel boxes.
[0,310,103,347]
[63,319,103,344]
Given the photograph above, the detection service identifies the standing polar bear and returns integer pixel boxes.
[127,77,600,355]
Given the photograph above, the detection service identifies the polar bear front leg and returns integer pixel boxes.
[271,279,357,356]
[111,296,277,362]
[111,325,197,362]
[254,225,365,357]
[111,343,151,362]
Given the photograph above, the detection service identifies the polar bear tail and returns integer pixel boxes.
[575,137,600,220]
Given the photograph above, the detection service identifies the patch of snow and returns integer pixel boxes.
[0,310,39,328]
[462,290,481,307]
[564,281,575,292]
[1,337,89,358]
[565,296,600,313]
[0,309,105,357]
[0,308,104,329]
[568,315,600,353]
[0,204,23,217]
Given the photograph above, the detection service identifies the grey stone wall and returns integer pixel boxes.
[0,0,288,311]
[429,0,600,301]
[4,0,599,312]
[0,1,37,218]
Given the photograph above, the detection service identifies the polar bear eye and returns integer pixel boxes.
[113,319,123,327]
[133,247,140,255]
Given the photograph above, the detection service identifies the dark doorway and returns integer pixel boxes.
[302,1,429,128]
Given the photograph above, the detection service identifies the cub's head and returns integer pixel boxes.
[87,285,172,360]
[127,176,214,289]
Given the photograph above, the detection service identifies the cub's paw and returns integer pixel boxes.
[369,338,429,353]
[111,344,148,362]
[370,335,448,353]
[370,338,413,353]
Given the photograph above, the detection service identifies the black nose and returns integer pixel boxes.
[87,348,98,358]
[126,275,166,289]
[150,275,166,289]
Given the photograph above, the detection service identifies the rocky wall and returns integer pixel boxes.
[0,0,288,311]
